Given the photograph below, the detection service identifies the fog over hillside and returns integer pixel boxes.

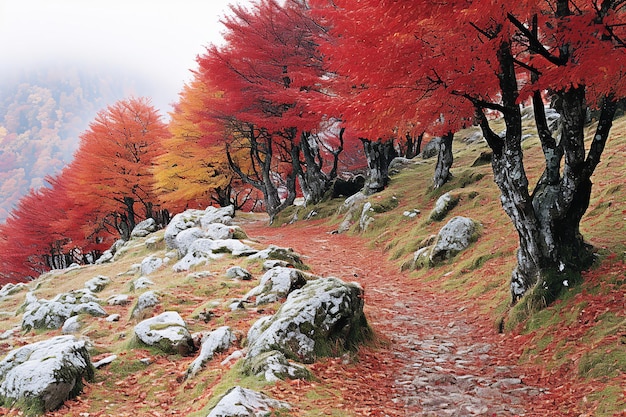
[0,65,155,221]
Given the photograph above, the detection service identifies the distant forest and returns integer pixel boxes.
[0,66,146,220]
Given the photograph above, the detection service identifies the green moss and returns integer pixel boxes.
[585,385,626,416]
[507,268,583,331]
[0,396,46,417]
[369,195,399,213]
[578,346,626,379]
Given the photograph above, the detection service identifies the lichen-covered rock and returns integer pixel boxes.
[21,292,107,331]
[245,277,369,364]
[244,267,307,305]
[225,266,252,280]
[0,335,94,414]
[164,209,206,250]
[429,192,459,222]
[430,216,478,263]
[140,255,163,276]
[84,275,110,293]
[207,386,290,417]
[173,239,256,272]
[131,291,159,318]
[242,350,311,382]
[186,326,236,379]
[200,205,235,228]
[247,245,304,269]
[131,218,157,238]
[134,311,194,354]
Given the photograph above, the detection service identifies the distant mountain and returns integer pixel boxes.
[0,65,153,221]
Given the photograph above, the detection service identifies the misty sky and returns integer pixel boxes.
[0,0,249,114]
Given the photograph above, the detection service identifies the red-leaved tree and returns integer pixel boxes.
[198,0,343,220]
[313,0,626,311]
[64,97,169,241]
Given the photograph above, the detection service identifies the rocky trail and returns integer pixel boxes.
[243,218,551,416]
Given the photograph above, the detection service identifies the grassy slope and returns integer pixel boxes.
[279,114,626,415]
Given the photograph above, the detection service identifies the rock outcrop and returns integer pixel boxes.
[0,335,94,414]
[21,291,107,331]
[245,277,370,364]
[134,311,194,355]
[206,386,290,417]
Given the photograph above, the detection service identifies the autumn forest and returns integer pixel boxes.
[1,0,625,316]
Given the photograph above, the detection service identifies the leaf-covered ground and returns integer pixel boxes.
[1,115,625,416]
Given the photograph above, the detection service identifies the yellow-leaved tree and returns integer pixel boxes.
[154,75,232,213]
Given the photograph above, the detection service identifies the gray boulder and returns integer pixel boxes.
[430,216,478,263]
[204,223,235,240]
[61,316,82,334]
[22,292,107,331]
[429,192,459,222]
[207,386,290,417]
[0,282,28,299]
[131,291,159,318]
[164,209,207,250]
[225,266,252,280]
[134,311,194,354]
[359,201,375,231]
[131,218,157,238]
[421,136,443,159]
[140,255,163,275]
[131,276,154,291]
[245,277,369,364]
[244,267,307,305]
[107,294,130,306]
[174,227,206,256]
[200,205,235,228]
[186,326,236,379]
[0,335,94,413]
[173,239,257,272]
[84,275,110,293]
[247,245,304,269]
[243,350,311,382]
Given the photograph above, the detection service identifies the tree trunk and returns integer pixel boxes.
[361,138,397,194]
[298,132,332,205]
[404,132,423,159]
[432,131,454,189]
[477,40,618,308]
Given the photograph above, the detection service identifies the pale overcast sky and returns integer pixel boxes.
[0,0,250,113]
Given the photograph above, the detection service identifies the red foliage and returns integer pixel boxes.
[0,185,68,283]
[63,97,168,240]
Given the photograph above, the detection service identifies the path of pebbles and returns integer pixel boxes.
[245,220,548,416]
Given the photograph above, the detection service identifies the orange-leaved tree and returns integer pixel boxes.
[154,76,233,212]
[65,97,169,241]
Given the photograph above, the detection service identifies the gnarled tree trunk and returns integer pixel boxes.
[360,138,397,194]
[433,131,454,189]
[297,130,342,205]
[477,41,617,308]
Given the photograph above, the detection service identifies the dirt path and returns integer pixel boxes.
[243,217,549,416]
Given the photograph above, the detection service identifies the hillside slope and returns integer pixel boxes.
[0,115,624,416]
